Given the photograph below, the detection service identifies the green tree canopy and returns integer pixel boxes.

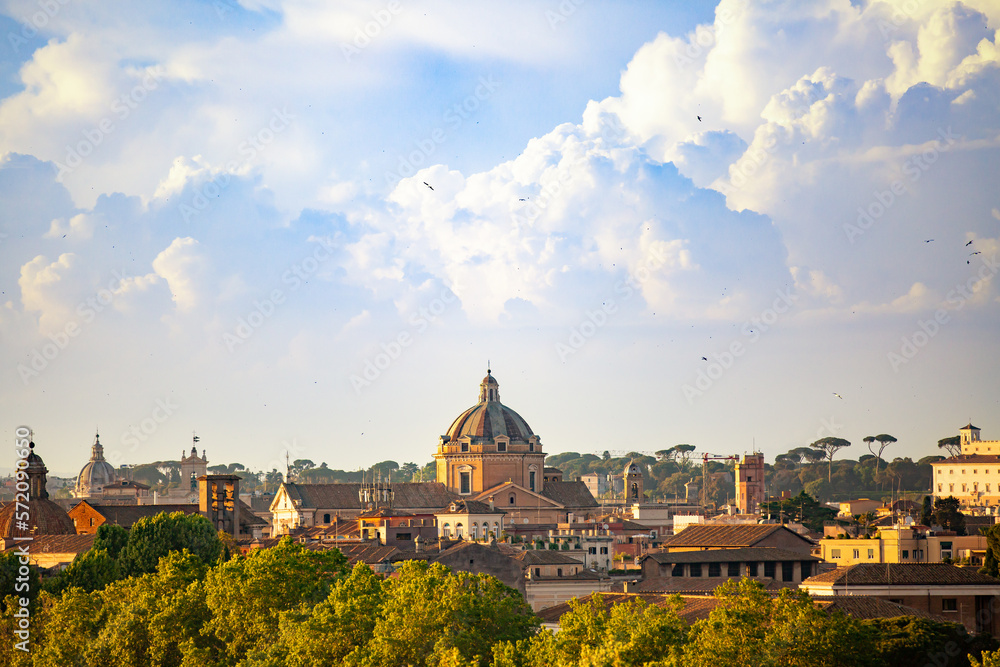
[119,511,223,576]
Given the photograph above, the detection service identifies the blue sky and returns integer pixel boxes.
[1,0,998,478]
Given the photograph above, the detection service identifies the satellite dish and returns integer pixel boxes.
[603,523,610,530]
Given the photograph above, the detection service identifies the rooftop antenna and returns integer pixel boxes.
[285,451,290,482]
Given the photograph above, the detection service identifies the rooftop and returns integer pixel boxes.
[802,563,1000,587]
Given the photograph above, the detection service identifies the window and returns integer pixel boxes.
[942,599,958,612]
[764,562,776,578]
[950,469,954,474]
[323,513,330,524]
[498,441,506,452]
[443,523,451,537]
[396,533,411,541]
[461,442,469,452]
[831,549,841,559]
[962,484,968,492]
[671,563,684,576]
[852,549,860,559]
[950,484,954,492]
[902,550,909,559]
[868,549,874,559]
[690,563,702,577]
[589,547,597,554]
[600,547,608,554]
[509,494,516,505]
[708,563,721,577]
[728,562,740,576]
[963,470,966,474]
[460,472,471,495]
[782,562,794,582]
[470,525,477,540]
[801,561,813,578]
[938,484,942,492]
[456,523,464,537]
[529,441,534,452]
[747,562,758,576]
[975,470,978,474]
[557,568,563,577]
[529,471,536,492]
[534,568,540,578]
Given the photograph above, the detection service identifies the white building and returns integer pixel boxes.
[930,423,1000,506]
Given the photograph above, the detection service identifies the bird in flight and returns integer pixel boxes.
[423,182,434,191]
[833,393,843,399]
[697,115,702,122]
[966,240,974,246]
[518,198,527,201]
[701,356,708,361]
[970,251,982,256]
[924,239,934,243]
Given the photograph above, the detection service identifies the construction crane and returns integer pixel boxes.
[701,453,738,508]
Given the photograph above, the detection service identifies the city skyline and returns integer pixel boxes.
[1,1,998,476]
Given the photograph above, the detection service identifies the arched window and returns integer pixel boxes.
[493,521,500,537]
[456,523,464,538]
[323,513,331,524]
[470,524,477,540]
[509,494,516,505]
[443,522,451,537]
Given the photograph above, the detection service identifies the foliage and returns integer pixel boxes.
[93,522,129,559]
[810,437,852,482]
[0,551,41,613]
[45,547,120,594]
[938,436,962,457]
[866,616,997,667]
[931,496,966,535]
[202,536,348,664]
[684,579,877,667]
[921,495,934,527]
[119,511,223,576]
[759,491,836,532]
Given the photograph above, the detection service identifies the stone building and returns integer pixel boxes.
[0,438,76,543]
[931,423,1000,506]
[270,368,599,535]
[73,432,118,498]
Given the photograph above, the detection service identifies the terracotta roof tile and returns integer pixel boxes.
[644,547,820,564]
[540,481,598,508]
[803,563,1000,587]
[282,482,458,511]
[662,524,813,549]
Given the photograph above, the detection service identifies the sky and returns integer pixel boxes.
[1,0,998,479]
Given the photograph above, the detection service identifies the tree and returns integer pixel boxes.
[683,578,875,666]
[671,444,696,471]
[868,616,997,667]
[865,434,897,480]
[93,523,129,559]
[760,491,836,532]
[810,437,851,482]
[46,548,121,594]
[0,552,41,612]
[938,436,962,457]
[931,496,966,535]
[119,511,223,576]
[363,560,538,667]
[202,536,348,664]
[920,496,933,527]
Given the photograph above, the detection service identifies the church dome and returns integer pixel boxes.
[75,432,118,497]
[0,439,75,538]
[446,369,534,442]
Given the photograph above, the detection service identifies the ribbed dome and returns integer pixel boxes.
[75,432,117,496]
[0,440,75,538]
[446,370,534,442]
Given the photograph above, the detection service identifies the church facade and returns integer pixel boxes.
[270,369,598,535]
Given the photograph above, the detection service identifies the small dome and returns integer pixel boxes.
[75,432,117,497]
[625,460,643,477]
[0,440,75,538]
[446,370,534,442]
